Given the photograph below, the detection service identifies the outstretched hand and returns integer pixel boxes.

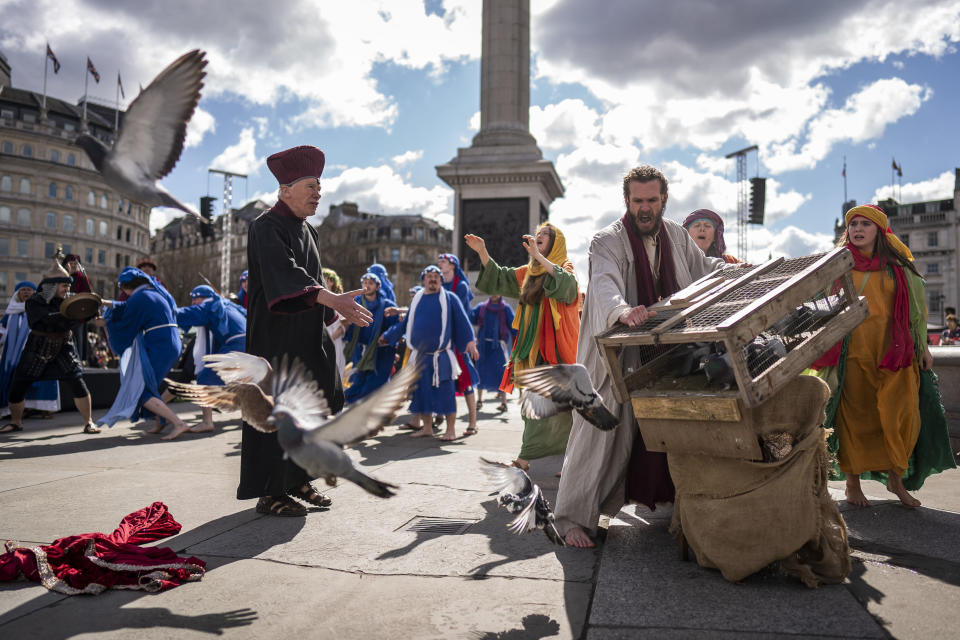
[522,235,543,261]
[464,234,490,267]
[330,289,373,327]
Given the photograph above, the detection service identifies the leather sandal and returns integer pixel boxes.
[291,484,332,507]
[256,495,307,517]
[83,422,102,434]
[0,423,23,434]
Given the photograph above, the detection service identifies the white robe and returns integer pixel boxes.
[554,216,728,536]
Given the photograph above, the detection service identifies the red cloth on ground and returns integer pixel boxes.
[0,502,205,595]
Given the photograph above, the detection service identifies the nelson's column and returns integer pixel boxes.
[436,0,564,272]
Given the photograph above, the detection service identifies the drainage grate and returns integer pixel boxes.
[398,516,477,535]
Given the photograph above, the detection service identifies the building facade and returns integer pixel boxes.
[150,200,269,304]
[835,168,960,324]
[317,202,453,296]
[0,51,150,297]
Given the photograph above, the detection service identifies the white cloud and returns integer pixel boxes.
[320,164,453,229]
[529,99,600,150]
[149,206,186,234]
[391,149,424,167]
[0,0,483,132]
[184,107,215,149]
[871,170,957,203]
[533,0,959,157]
[763,78,931,173]
[210,127,259,176]
[748,226,837,262]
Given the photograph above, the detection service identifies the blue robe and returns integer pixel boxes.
[442,278,479,389]
[176,297,247,385]
[0,312,60,415]
[383,289,475,415]
[343,293,397,402]
[100,285,181,425]
[470,300,516,392]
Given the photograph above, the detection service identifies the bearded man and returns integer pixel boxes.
[555,165,733,548]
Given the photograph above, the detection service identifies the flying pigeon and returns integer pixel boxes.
[74,49,207,216]
[165,352,281,432]
[515,363,619,431]
[480,458,564,546]
[269,359,422,498]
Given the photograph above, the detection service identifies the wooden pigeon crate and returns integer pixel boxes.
[595,247,869,456]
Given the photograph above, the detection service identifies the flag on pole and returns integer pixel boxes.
[117,72,125,99]
[892,158,902,176]
[86,57,100,83]
[46,44,61,74]
[841,164,846,178]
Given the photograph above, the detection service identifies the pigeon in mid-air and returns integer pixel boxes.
[269,359,422,498]
[480,458,564,546]
[165,352,282,432]
[515,363,619,431]
[74,49,207,216]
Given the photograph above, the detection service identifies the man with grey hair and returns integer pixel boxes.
[555,165,732,547]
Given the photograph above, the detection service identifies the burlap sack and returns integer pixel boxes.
[666,375,851,586]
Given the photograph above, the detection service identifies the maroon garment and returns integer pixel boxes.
[0,502,205,595]
[620,212,680,509]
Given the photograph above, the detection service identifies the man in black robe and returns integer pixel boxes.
[238,145,372,517]
[1,261,98,435]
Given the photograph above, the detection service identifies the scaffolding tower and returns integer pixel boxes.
[724,145,758,260]
[208,168,248,294]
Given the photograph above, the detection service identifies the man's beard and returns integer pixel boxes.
[629,206,664,237]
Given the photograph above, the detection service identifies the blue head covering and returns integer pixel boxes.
[14,281,36,292]
[190,285,217,299]
[360,272,381,287]
[239,270,248,283]
[118,267,177,314]
[437,253,473,302]
[366,264,395,303]
[408,285,423,296]
[420,265,441,281]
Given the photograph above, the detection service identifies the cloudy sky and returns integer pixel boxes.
[2,0,959,280]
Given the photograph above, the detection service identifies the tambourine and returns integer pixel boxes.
[60,293,103,321]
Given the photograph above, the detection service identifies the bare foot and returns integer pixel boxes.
[844,476,871,507]
[887,474,921,508]
[409,428,434,438]
[438,430,457,441]
[161,422,191,441]
[189,423,215,433]
[146,420,165,434]
[564,526,595,548]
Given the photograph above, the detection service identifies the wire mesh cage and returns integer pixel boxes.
[595,246,869,417]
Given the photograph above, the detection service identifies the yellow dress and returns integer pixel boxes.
[835,268,921,476]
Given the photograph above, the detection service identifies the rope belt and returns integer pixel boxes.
[142,323,177,335]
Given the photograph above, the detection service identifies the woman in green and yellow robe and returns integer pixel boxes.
[809,204,955,507]
[465,223,580,471]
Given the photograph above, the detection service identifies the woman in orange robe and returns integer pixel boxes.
[812,204,954,507]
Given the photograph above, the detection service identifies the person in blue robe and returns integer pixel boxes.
[366,263,396,304]
[237,270,249,308]
[470,295,516,412]
[100,267,185,439]
[0,282,61,421]
[382,265,477,441]
[437,253,480,434]
[174,284,247,432]
[343,273,398,403]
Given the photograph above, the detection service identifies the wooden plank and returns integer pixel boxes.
[742,298,869,407]
[599,341,629,405]
[724,336,760,407]
[631,394,742,422]
[634,414,762,459]
[658,276,726,304]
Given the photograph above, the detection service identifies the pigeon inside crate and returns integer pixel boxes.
[595,247,870,432]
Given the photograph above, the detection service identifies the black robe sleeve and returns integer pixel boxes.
[253,220,324,314]
[25,295,77,333]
